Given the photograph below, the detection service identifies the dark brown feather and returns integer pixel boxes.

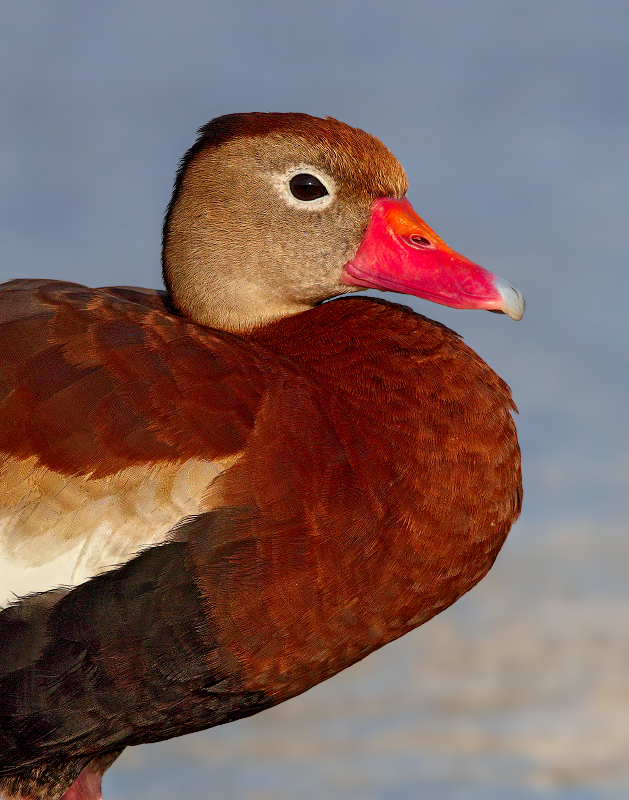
[0,279,268,476]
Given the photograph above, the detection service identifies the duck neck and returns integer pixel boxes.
[164,262,315,333]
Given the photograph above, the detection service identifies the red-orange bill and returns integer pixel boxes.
[342,198,524,321]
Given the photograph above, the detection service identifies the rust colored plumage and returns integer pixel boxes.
[0,112,522,800]
[195,297,520,697]
[0,280,262,476]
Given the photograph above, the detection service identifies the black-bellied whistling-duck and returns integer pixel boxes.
[0,113,523,800]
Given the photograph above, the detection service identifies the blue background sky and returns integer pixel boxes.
[1,2,628,797]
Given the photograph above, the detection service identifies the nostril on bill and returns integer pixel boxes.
[407,234,434,249]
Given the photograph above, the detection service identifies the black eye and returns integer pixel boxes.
[289,173,329,202]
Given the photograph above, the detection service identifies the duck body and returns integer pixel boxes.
[0,113,522,800]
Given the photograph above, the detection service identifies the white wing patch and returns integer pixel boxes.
[0,455,229,608]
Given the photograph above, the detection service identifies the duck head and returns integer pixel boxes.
[162,112,524,332]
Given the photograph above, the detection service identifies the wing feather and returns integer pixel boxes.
[0,280,269,603]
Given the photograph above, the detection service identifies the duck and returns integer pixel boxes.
[0,112,523,800]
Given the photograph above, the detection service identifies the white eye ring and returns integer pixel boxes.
[271,166,336,210]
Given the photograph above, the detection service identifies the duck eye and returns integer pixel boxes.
[289,173,329,202]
